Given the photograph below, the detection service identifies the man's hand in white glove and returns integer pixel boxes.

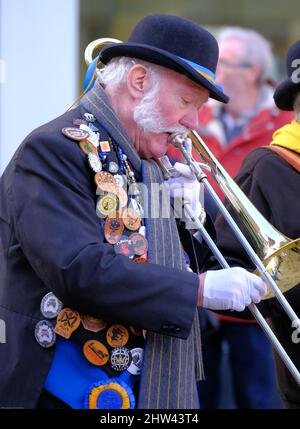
[164,162,202,222]
[198,267,267,311]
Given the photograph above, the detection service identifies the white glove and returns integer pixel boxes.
[202,267,267,311]
[165,162,202,220]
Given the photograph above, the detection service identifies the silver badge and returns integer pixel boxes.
[108,161,119,174]
[110,347,132,371]
[79,124,99,147]
[127,348,144,375]
[40,292,63,319]
[114,174,125,187]
[88,153,102,173]
[35,320,56,348]
[83,112,96,123]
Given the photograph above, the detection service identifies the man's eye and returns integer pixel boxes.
[181,98,190,106]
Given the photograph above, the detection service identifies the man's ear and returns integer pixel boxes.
[127,64,151,100]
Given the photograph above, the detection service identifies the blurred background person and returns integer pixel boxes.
[195,27,292,409]
[207,38,300,409]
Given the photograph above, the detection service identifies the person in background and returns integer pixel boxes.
[195,28,292,409]
[208,38,300,409]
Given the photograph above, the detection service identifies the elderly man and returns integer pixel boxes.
[0,14,266,410]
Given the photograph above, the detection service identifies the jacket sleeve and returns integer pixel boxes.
[9,129,199,338]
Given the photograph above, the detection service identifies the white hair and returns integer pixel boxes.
[97,56,162,90]
[218,27,273,85]
[294,92,300,122]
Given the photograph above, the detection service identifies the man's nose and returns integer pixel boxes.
[180,109,199,130]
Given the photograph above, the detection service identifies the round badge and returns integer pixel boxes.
[81,315,107,333]
[127,348,144,375]
[88,152,102,173]
[106,325,129,348]
[122,208,141,231]
[54,308,81,339]
[108,161,119,174]
[40,292,63,319]
[94,171,117,193]
[62,127,89,141]
[96,193,118,218]
[129,233,148,256]
[104,213,124,244]
[79,139,98,155]
[110,347,132,372]
[114,236,135,258]
[85,379,135,409]
[84,112,96,123]
[34,320,56,348]
[83,340,109,366]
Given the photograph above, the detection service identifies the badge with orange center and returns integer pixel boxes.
[99,140,111,152]
[106,325,129,348]
[54,308,81,339]
[94,171,117,193]
[79,139,98,155]
[83,340,109,366]
[122,208,141,231]
[104,213,124,244]
[129,233,148,256]
[81,315,107,333]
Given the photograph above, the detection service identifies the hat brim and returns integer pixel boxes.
[100,43,229,104]
[273,78,300,111]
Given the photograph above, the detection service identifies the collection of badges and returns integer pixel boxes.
[34,112,148,409]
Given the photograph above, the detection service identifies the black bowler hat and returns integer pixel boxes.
[274,40,300,111]
[100,14,229,104]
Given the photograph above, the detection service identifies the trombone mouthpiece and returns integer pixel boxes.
[168,133,184,147]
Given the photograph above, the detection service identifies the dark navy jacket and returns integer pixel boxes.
[0,106,210,408]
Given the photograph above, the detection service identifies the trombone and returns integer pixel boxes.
[84,38,300,385]
[168,131,300,386]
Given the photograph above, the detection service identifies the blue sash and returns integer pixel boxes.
[45,338,137,409]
